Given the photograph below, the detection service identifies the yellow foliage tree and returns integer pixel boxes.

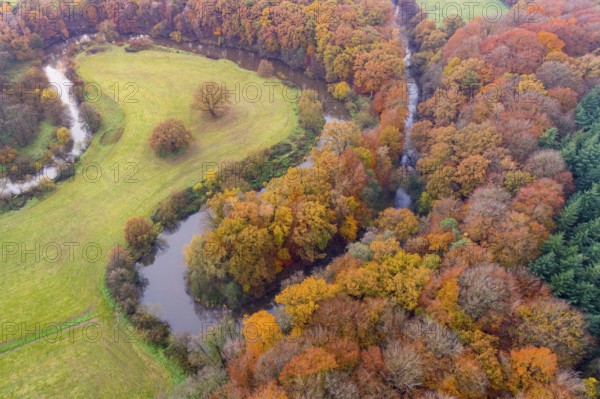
[56,127,71,145]
[275,277,338,328]
[242,310,283,356]
[376,208,419,242]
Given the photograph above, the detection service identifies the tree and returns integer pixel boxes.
[454,155,490,197]
[257,59,275,78]
[575,85,600,127]
[192,82,231,117]
[279,347,338,385]
[376,208,419,242]
[515,299,592,367]
[489,211,548,267]
[536,61,582,91]
[320,121,362,155]
[331,82,352,101]
[56,127,71,145]
[149,119,193,156]
[0,145,17,165]
[97,20,119,43]
[250,382,288,399]
[383,341,423,392]
[298,89,325,133]
[274,277,338,328]
[537,31,565,53]
[508,347,557,394]
[242,310,282,356]
[379,125,404,160]
[457,264,517,327]
[512,179,564,228]
[0,51,13,70]
[525,150,566,179]
[124,216,157,253]
[289,201,337,262]
[353,45,404,95]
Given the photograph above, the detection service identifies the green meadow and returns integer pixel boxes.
[0,45,298,398]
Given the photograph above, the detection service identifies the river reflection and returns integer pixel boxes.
[140,210,229,333]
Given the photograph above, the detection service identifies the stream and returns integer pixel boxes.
[0,37,92,196]
[141,3,421,334]
[394,3,420,210]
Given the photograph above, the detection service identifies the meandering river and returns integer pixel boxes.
[2,19,419,333]
[141,4,421,334]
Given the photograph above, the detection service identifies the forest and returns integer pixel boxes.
[1,0,600,397]
[168,0,600,398]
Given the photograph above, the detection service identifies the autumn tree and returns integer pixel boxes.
[192,82,231,117]
[149,119,193,157]
[376,208,419,242]
[257,59,275,78]
[275,277,338,329]
[242,310,282,356]
[320,121,362,155]
[515,299,592,367]
[298,89,325,133]
[55,127,71,145]
[508,347,557,394]
[379,125,404,160]
[124,216,157,253]
[353,44,404,94]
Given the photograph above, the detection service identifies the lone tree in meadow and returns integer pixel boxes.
[192,82,230,117]
[149,118,193,157]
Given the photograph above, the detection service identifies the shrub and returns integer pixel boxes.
[149,119,193,157]
[126,36,153,52]
[153,190,190,229]
[124,216,157,253]
[257,59,275,78]
[165,333,197,375]
[104,246,143,316]
[169,31,183,43]
[33,178,56,195]
[131,308,170,347]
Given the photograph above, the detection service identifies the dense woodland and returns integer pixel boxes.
[2,0,600,397]
[169,0,600,398]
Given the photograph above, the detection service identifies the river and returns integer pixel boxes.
[0,37,92,197]
[141,4,421,334]
[394,2,420,210]
[0,13,419,334]
[139,38,349,333]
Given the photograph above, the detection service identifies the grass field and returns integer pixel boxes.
[416,0,509,23]
[0,45,298,398]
